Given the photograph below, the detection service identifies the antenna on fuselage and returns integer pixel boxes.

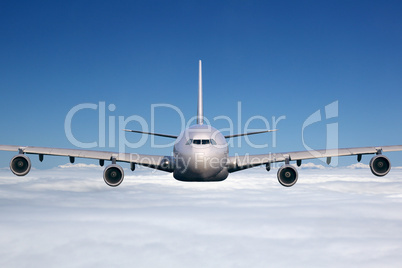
[197,60,203,125]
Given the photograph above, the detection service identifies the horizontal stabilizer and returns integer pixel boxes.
[123,129,178,139]
[224,129,277,139]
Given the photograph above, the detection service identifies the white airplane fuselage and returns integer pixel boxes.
[173,124,229,181]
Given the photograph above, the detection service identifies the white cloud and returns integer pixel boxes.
[298,162,326,169]
[347,162,370,169]
[58,162,103,169]
[0,167,402,267]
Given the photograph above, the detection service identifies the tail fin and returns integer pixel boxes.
[197,60,203,125]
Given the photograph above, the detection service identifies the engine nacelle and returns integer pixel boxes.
[103,164,124,187]
[369,155,391,177]
[10,155,31,176]
[277,164,298,187]
[159,156,175,172]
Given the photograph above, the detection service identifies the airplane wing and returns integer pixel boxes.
[0,145,173,172]
[227,145,402,172]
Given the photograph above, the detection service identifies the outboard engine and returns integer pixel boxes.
[277,164,298,187]
[10,155,31,176]
[103,164,124,187]
[369,155,391,177]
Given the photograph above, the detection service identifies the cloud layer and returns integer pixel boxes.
[0,165,402,267]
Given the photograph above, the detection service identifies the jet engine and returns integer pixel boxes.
[277,164,298,187]
[103,164,124,187]
[10,154,31,176]
[160,156,175,172]
[369,155,391,177]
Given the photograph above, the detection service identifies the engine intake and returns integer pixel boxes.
[369,155,391,177]
[103,164,124,187]
[10,155,31,176]
[159,156,175,172]
[277,164,298,187]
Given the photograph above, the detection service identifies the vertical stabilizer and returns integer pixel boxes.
[197,60,203,125]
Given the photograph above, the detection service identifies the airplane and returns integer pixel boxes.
[1,60,402,187]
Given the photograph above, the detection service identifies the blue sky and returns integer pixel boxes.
[1,0,402,168]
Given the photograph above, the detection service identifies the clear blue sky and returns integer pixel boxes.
[1,0,402,168]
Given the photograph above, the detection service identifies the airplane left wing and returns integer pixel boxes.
[227,145,402,186]
[0,145,173,186]
[0,145,172,169]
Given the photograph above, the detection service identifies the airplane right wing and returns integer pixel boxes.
[227,145,402,171]
[226,145,402,186]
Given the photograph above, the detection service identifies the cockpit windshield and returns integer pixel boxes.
[185,139,217,145]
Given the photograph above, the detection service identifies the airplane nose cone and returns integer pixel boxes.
[174,148,227,181]
[188,152,223,177]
